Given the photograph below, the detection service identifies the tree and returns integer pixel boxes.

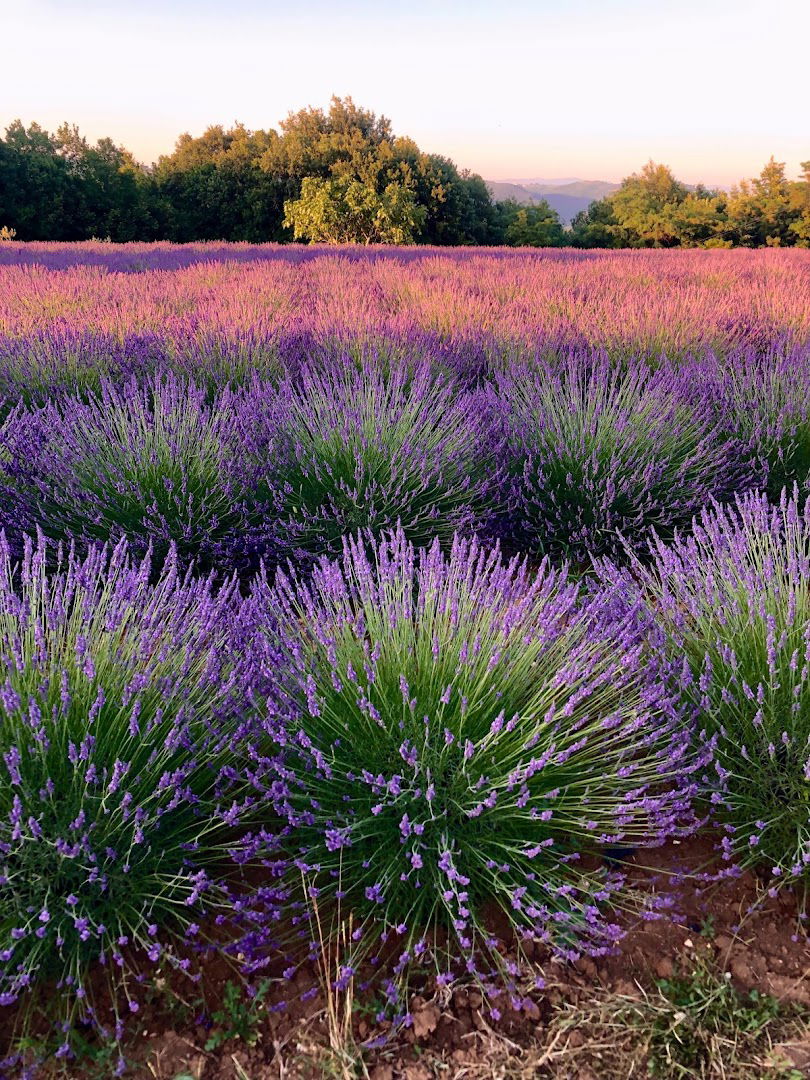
[667,188,727,247]
[267,97,498,246]
[55,123,155,240]
[570,198,623,248]
[260,97,392,182]
[0,121,70,239]
[607,161,690,247]
[283,173,425,244]
[789,161,810,247]
[410,154,500,245]
[496,200,565,246]
[724,157,795,247]
[571,164,729,248]
[153,124,286,241]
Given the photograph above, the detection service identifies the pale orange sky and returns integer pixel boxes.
[1,0,808,186]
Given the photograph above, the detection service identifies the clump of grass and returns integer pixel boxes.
[248,527,700,1014]
[546,959,808,1079]
[601,488,810,895]
[493,355,747,561]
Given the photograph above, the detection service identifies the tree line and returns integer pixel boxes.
[1,97,808,247]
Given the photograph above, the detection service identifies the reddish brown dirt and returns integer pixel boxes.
[3,839,809,1079]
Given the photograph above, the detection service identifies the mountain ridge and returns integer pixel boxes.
[486,178,621,225]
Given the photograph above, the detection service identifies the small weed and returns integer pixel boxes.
[545,957,809,1080]
[699,915,716,940]
[204,979,272,1052]
[647,962,783,1075]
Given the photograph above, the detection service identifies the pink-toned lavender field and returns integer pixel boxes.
[1,246,808,355]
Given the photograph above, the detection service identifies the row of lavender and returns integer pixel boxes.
[0,348,809,569]
[1,249,809,366]
[1,246,810,1071]
[2,495,808,1069]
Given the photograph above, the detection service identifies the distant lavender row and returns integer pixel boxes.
[2,350,809,566]
[0,242,599,271]
[0,248,807,362]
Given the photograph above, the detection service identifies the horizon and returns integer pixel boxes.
[1,0,807,188]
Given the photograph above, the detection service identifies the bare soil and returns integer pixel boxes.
[4,839,809,1079]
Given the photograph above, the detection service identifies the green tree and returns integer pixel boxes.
[788,161,810,247]
[667,187,727,247]
[496,200,565,246]
[267,97,497,246]
[261,96,392,182]
[55,123,155,240]
[570,198,623,248]
[608,161,689,247]
[283,173,425,244]
[571,165,728,248]
[725,157,796,247]
[410,154,500,245]
[0,121,70,239]
[153,124,286,241]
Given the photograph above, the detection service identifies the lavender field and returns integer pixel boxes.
[1,243,810,1078]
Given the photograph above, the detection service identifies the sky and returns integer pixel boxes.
[1,0,808,186]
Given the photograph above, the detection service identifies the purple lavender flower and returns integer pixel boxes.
[601,488,810,890]
[235,356,499,559]
[0,374,260,569]
[0,533,265,1043]
[683,345,810,502]
[492,353,749,561]
[249,527,698,989]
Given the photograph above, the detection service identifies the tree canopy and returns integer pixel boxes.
[1,101,808,248]
[570,157,810,249]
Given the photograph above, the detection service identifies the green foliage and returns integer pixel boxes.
[153,123,288,242]
[284,173,425,244]
[204,980,271,1051]
[570,197,623,247]
[554,958,808,1080]
[415,155,502,244]
[609,161,691,247]
[1,104,808,246]
[0,120,155,241]
[571,157,810,249]
[497,199,565,246]
[647,964,787,1077]
[725,158,796,247]
[788,160,810,247]
[580,161,726,248]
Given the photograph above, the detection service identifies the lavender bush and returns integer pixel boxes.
[0,535,264,1058]
[603,489,810,891]
[249,528,698,999]
[0,375,255,570]
[237,358,498,560]
[686,348,810,502]
[493,355,747,561]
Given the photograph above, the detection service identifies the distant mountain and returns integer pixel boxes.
[504,177,582,187]
[486,177,621,225]
[486,181,538,205]
[542,193,600,223]
[527,180,620,200]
